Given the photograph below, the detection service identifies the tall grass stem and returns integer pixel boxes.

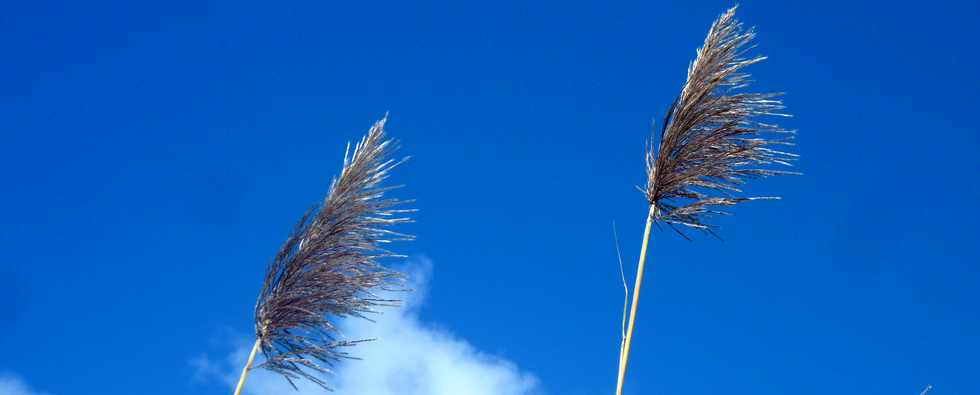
[233,338,261,395]
[615,204,656,395]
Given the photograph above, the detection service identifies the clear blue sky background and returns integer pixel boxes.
[2,1,978,394]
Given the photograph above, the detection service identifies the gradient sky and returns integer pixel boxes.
[2,1,978,395]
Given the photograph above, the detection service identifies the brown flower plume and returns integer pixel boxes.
[645,6,799,237]
[252,116,413,389]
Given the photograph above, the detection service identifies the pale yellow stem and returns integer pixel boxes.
[233,338,261,395]
[615,204,656,395]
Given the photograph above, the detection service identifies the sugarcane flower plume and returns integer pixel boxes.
[252,116,413,389]
[645,6,798,237]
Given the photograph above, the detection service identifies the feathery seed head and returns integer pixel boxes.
[252,116,413,389]
[645,6,798,238]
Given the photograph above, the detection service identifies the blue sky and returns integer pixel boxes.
[2,1,978,394]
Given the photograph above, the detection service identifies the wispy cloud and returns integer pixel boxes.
[192,259,542,395]
[0,373,51,395]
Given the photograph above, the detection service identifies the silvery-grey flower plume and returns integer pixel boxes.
[645,6,798,238]
[252,116,413,389]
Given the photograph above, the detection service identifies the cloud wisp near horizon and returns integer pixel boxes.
[192,259,543,395]
[0,373,51,395]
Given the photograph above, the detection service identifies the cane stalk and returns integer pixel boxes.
[615,204,655,395]
[232,339,261,395]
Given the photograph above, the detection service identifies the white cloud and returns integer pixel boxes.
[0,373,51,395]
[193,259,542,395]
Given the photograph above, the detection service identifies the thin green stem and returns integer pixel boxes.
[233,338,261,395]
[615,204,656,395]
